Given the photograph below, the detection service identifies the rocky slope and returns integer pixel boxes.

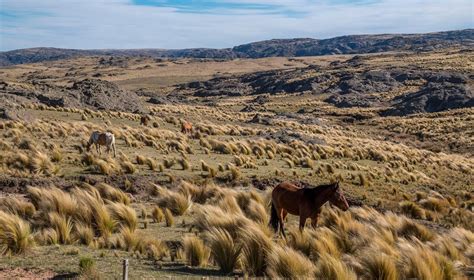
[1,29,472,66]
[0,79,144,115]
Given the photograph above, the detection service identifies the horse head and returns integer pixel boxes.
[328,181,349,211]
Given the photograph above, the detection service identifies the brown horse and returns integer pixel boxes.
[181,121,193,135]
[140,115,151,126]
[269,181,349,237]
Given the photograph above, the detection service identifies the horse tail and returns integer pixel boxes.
[269,201,279,232]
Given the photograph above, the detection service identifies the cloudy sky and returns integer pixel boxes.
[0,0,472,51]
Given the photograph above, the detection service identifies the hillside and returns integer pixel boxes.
[1,29,472,66]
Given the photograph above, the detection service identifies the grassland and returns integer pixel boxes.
[0,49,473,279]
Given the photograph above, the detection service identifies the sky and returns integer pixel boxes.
[0,0,472,51]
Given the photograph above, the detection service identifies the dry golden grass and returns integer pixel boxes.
[267,245,316,279]
[164,208,174,227]
[0,210,34,255]
[183,235,210,267]
[107,202,138,232]
[206,228,241,273]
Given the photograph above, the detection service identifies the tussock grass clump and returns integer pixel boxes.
[120,160,136,174]
[30,151,56,176]
[0,197,36,219]
[0,210,34,255]
[92,159,113,175]
[183,235,210,267]
[206,228,242,273]
[145,157,158,170]
[107,202,138,232]
[136,155,146,165]
[177,158,190,170]
[27,186,77,217]
[229,165,241,181]
[398,220,434,242]
[267,245,316,279]
[400,242,458,280]
[49,212,73,244]
[361,252,398,280]
[74,223,94,246]
[246,200,268,224]
[78,256,100,279]
[96,183,130,205]
[163,158,176,169]
[51,148,63,162]
[164,208,174,227]
[151,206,164,223]
[155,186,192,216]
[420,197,449,212]
[240,223,274,276]
[400,201,426,219]
[315,253,357,280]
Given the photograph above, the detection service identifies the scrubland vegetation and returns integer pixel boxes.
[0,49,472,278]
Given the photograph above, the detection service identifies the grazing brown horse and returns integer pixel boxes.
[181,121,193,135]
[270,181,349,237]
[140,115,151,126]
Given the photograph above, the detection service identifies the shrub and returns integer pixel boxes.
[206,228,242,273]
[267,245,316,279]
[183,235,209,267]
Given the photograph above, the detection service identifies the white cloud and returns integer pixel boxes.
[0,0,472,51]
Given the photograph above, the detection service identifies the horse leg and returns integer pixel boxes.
[299,215,307,231]
[112,143,116,158]
[279,208,287,239]
[310,214,319,229]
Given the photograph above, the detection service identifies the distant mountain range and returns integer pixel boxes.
[1,29,473,66]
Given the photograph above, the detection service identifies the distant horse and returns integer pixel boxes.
[270,181,349,237]
[181,121,193,135]
[87,131,116,157]
[140,115,151,126]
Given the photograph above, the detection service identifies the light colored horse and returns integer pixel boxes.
[87,131,116,157]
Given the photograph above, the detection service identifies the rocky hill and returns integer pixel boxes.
[1,29,472,66]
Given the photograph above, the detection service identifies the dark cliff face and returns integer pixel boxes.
[1,29,473,66]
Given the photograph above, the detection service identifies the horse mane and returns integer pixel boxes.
[302,182,337,196]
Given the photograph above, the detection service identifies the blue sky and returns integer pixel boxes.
[0,0,472,51]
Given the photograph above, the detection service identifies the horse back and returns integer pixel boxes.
[272,182,304,214]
